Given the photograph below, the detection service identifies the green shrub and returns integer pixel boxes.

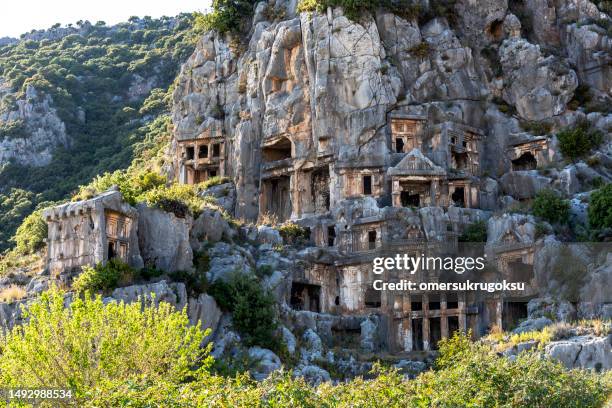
[458,220,487,242]
[588,184,612,230]
[208,272,278,349]
[406,332,609,407]
[141,183,207,218]
[72,259,136,293]
[0,119,27,139]
[200,175,231,190]
[200,0,258,34]
[73,170,167,205]
[0,289,209,404]
[408,42,431,58]
[557,121,604,161]
[278,222,310,244]
[13,210,47,255]
[519,120,553,135]
[532,189,570,224]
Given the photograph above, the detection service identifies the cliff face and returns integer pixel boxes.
[171,0,610,221]
[0,84,68,167]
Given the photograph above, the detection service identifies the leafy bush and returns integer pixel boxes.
[208,272,278,349]
[408,42,431,58]
[520,120,552,136]
[588,184,612,230]
[299,0,431,23]
[72,259,136,293]
[200,175,231,190]
[458,220,487,242]
[0,289,209,403]
[278,222,310,244]
[73,170,167,205]
[142,183,208,218]
[406,332,609,407]
[200,0,258,34]
[557,121,604,161]
[532,189,570,224]
[0,119,27,139]
[13,209,47,255]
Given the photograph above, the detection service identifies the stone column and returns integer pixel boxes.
[441,294,449,339]
[422,294,430,351]
[458,293,467,333]
[402,293,413,352]
[430,179,437,206]
[496,297,504,330]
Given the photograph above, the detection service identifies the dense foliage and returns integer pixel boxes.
[72,259,137,293]
[208,273,279,350]
[200,0,259,34]
[532,189,570,224]
[0,15,203,251]
[588,184,612,230]
[12,209,47,255]
[1,296,609,407]
[458,220,488,242]
[0,289,209,404]
[298,0,456,23]
[557,121,604,161]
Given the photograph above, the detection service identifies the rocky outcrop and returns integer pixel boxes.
[188,293,223,340]
[137,205,193,272]
[0,85,68,166]
[499,38,578,120]
[545,334,612,371]
[108,280,188,310]
[248,347,282,381]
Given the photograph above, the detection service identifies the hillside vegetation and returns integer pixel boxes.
[1,290,609,407]
[0,15,204,251]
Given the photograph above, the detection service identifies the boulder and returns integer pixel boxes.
[200,182,237,214]
[360,315,379,352]
[300,328,324,363]
[513,317,553,334]
[207,242,253,283]
[545,335,612,371]
[109,280,187,310]
[248,347,282,381]
[499,38,578,120]
[256,226,283,245]
[188,293,222,340]
[294,364,331,385]
[190,208,234,246]
[282,326,297,354]
[137,205,193,272]
[500,171,552,200]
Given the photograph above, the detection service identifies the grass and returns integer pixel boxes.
[486,320,611,353]
[0,250,45,277]
[0,285,27,302]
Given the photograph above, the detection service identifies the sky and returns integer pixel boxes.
[0,0,212,38]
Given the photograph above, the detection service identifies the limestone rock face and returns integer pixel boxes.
[248,347,282,381]
[499,38,578,120]
[190,208,234,247]
[0,85,68,166]
[109,280,188,310]
[188,293,222,340]
[500,170,552,199]
[137,205,193,272]
[486,213,536,246]
[206,242,253,283]
[545,335,612,371]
